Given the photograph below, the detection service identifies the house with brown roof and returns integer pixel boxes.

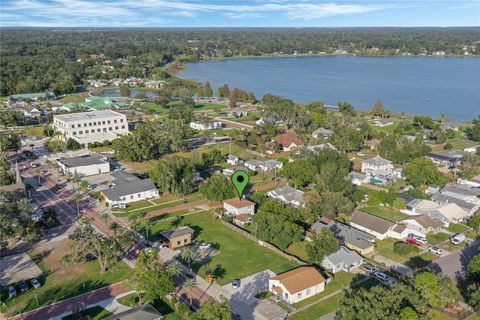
[159,226,194,249]
[401,215,443,236]
[350,211,396,240]
[234,213,252,227]
[223,198,255,216]
[271,132,305,152]
[269,266,326,304]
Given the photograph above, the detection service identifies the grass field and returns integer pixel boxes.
[0,240,131,316]
[427,232,451,246]
[59,93,85,104]
[285,242,309,262]
[406,252,439,269]
[447,223,471,234]
[62,306,112,320]
[375,238,422,263]
[360,206,409,222]
[138,211,298,285]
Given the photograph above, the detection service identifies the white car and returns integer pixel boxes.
[414,236,428,245]
[427,246,443,256]
[373,271,390,282]
[199,243,211,250]
[30,279,41,289]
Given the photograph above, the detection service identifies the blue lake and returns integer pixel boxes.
[178,56,480,122]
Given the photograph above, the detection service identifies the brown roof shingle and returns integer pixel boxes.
[351,211,394,234]
[271,266,325,294]
[224,198,254,208]
[273,132,305,148]
[404,215,444,229]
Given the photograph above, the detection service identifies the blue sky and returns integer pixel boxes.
[1,0,479,27]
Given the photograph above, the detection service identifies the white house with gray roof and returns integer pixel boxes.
[432,192,479,215]
[348,172,370,186]
[322,246,363,273]
[361,156,393,181]
[101,171,158,208]
[57,153,110,177]
[404,199,470,225]
[439,184,480,205]
[244,159,282,172]
[267,185,304,208]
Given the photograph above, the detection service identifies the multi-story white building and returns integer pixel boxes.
[53,110,128,146]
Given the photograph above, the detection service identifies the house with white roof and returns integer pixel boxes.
[348,172,370,186]
[312,127,333,138]
[306,143,337,153]
[267,185,305,208]
[226,154,241,165]
[269,267,326,304]
[404,199,470,225]
[322,246,363,273]
[189,120,222,131]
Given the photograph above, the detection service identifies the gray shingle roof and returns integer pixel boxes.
[324,246,363,266]
[269,185,304,204]
[441,184,480,197]
[362,155,392,167]
[103,303,161,320]
[102,173,156,201]
[160,226,194,239]
[312,220,375,250]
[432,192,477,210]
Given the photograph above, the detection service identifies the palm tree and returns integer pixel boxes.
[110,221,120,235]
[166,263,182,277]
[181,248,196,274]
[72,193,82,216]
[183,278,197,307]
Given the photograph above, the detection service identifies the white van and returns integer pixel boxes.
[451,233,466,245]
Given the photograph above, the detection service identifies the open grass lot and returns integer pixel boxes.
[427,232,451,246]
[406,252,439,269]
[192,141,253,160]
[288,277,379,320]
[285,242,309,262]
[0,240,131,316]
[375,238,422,263]
[139,211,298,285]
[193,102,227,111]
[59,93,85,103]
[360,206,409,222]
[151,193,182,204]
[120,160,157,173]
[294,272,365,308]
[447,223,471,234]
[62,306,112,320]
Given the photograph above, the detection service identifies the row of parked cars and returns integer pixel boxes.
[8,279,41,298]
[405,232,468,256]
[361,263,394,284]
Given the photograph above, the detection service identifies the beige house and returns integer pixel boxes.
[269,266,326,304]
[350,211,396,240]
[401,215,443,236]
[159,226,194,249]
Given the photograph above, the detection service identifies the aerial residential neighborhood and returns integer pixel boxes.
[1,5,480,320]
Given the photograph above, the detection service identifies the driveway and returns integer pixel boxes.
[428,240,479,283]
[223,270,287,320]
[373,254,413,276]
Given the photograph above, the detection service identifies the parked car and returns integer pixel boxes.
[406,237,422,246]
[8,286,17,298]
[30,279,41,289]
[361,263,377,273]
[414,235,428,245]
[428,246,443,256]
[199,242,211,250]
[451,233,466,245]
[231,279,241,289]
[373,271,390,282]
[18,280,28,292]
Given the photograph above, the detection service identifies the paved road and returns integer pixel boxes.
[428,240,479,283]
[10,282,129,320]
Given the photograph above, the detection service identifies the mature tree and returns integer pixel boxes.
[168,103,194,124]
[64,217,136,272]
[200,174,235,201]
[0,110,26,126]
[0,131,21,154]
[304,191,322,222]
[399,307,419,320]
[378,135,431,164]
[66,138,81,150]
[467,253,480,281]
[331,126,363,152]
[253,209,303,250]
[201,149,225,167]
[404,158,446,187]
[119,84,131,97]
[337,101,355,116]
[128,251,176,304]
[307,228,339,264]
[183,278,197,306]
[204,81,213,97]
[316,162,352,195]
[44,138,67,152]
[413,271,460,308]
[467,284,480,313]
[0,157,14,186]
[413,115,435,130]
[281,160,317,187]
[318,192,354,218]
[196,296,231,320]
[466,117,480,141]
[217,84,230,98]
[150,155,196,195]
[0,192,45,247]
[372,99,387,117]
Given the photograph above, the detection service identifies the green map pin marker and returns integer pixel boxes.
[231,170,249,199]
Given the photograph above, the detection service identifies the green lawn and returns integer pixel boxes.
[294,272,365,308]
[193,102,227,111]
[285,242,309,262]
[406,252,439,269]
[62,306,112,320]
[360,206,409,222]
[1,240,131,316]
[375,238,422,263]
[139,211,298,285]
[59,93,85,103]
[447,223,471,234]
[427,232,451,246]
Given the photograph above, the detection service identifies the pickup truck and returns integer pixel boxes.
[451,233,466,245]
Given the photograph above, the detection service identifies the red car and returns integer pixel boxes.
[405,237,422,246]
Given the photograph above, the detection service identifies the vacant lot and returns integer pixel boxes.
[0,240,131,316]
[375,238,422,263]
[427,232,451,246]
[361,206,409,222]
[139,211,298,285]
